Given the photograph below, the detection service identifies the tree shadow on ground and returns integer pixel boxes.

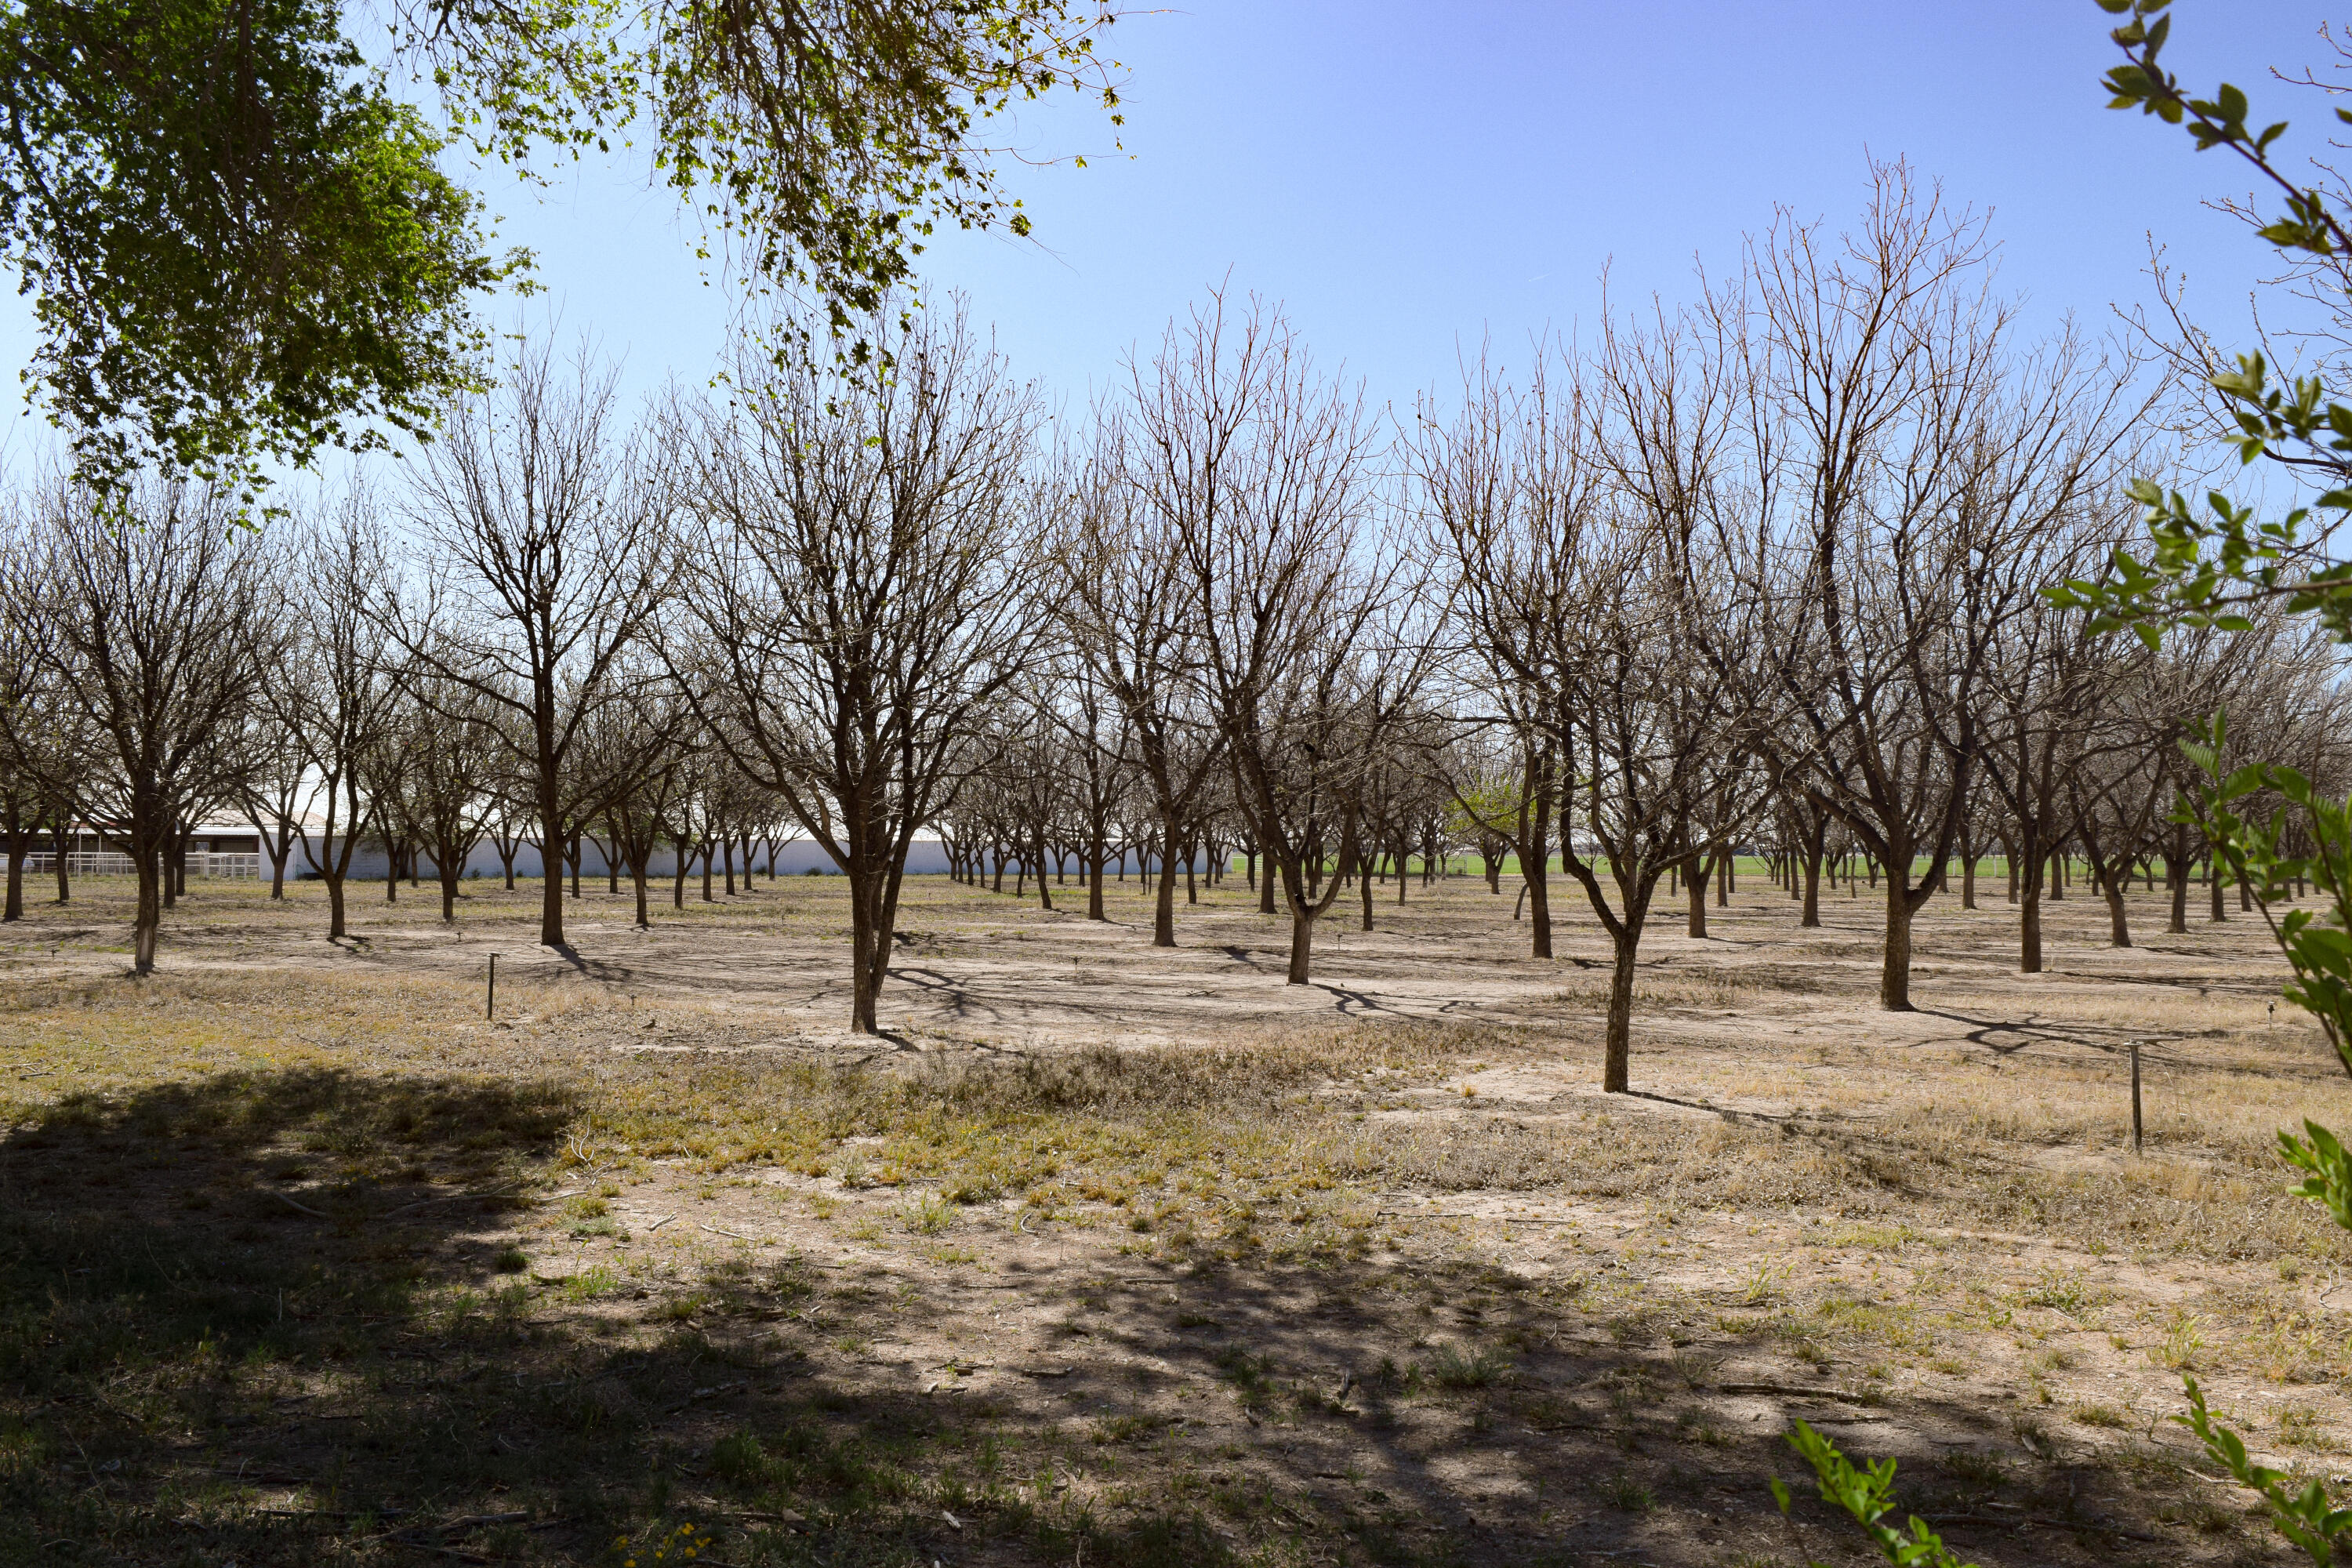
[0,1069,2230,1567]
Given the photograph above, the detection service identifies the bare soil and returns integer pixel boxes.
[0,863,2341,1567]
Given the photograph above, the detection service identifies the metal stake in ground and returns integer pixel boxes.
[488,953,499,1021]
[2130,1039,2143,1155]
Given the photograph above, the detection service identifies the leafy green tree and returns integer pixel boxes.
[0,0,1123,496]
[0,0,507,495]
[403,0,1124,339]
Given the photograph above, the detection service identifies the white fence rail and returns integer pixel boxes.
[20,851,262,880]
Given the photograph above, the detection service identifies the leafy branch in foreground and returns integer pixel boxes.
[1769,1421,1974,1568]
[0,0,510,502]
[2180,1374,2352,1565]
[0,0,1128,501]
[2179,715,2352,1076]
[401,0,1130,354]
[2044,0,2352,639]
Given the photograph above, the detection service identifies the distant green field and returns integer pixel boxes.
[1311,852,2194,887]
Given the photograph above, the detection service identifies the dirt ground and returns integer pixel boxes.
[2,861,2347,1568]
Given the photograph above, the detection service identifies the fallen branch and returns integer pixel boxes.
[1928,1512,2157,1543]
[251,1506,408,1519]
[405,1512,530,1536]
[263,1189,331,1220]
[661,1379,750,1415]
[1711,1381,1867,1402]
[379,1181,522,1220]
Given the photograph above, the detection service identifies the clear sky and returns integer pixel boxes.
[6,2,2347,456]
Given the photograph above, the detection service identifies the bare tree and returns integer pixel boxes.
[1416,345,1603,959]
[9,481,267,972]
[1043,646,1138,921]
[586,676,699,928]
[397,339,674,948]
[235,705,312,899]
[1724,162,2140,1010]
[1426,320,1759,1090]
[388,671,503,921]
[270,497,404,941]
[0,530,53,920]
[1058,419,1229,946]
[680,307,1042,1034]
[1138,293,1432,985]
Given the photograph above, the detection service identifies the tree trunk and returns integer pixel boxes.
[1154,849,1178,946]
[633,862,651,929]
[2018,829,2045,975]
[1880,879,1915,1011]
[1800,848,1822,928]
[1685,849,1708,939]
[440,862,459,922]
[539,800,566,947]
[1287,902,1315,985]
[2101,873,2131,948]
[1524,854,1553,957]
[850,873,881,1034]
[134,840,162,975]
[3,844,22,921]
[1602,927,1639,1094]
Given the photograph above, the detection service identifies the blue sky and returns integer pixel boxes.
[7,1,2346,456]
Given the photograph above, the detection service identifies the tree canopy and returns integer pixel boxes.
[0,0,1122,496]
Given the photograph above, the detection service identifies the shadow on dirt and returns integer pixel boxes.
[0,1069,2210,1566]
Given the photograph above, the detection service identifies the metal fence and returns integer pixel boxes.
[20,851,262,880]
